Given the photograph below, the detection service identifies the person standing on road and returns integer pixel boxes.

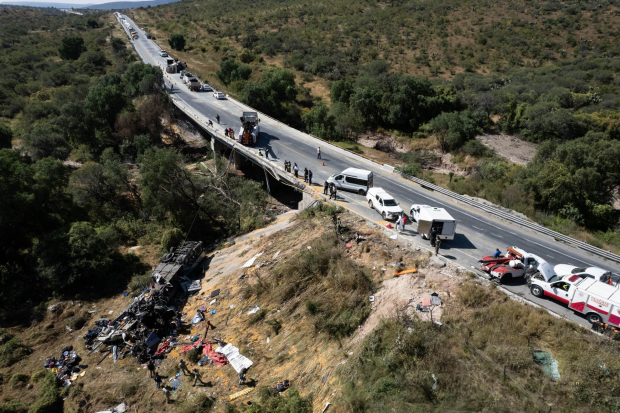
[265,147,269,159]
[396,214,403,233]
[216,114,220,124]
[304,168,308,183]
[402,213,407,233]
[170,84,174,93]
[317,147,321,159]
[293,163,299,178]
[323,181,329,195]
[308,170,313,185]
[435,238,442,255]
[430,228,438,247]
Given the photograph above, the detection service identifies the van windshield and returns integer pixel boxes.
[383,199,398,206]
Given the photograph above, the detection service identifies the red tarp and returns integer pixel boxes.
[181,339,204,354]
[154,341,170,356]
[203,342,229,366]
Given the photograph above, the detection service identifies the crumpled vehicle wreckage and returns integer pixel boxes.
[85,242,205,363]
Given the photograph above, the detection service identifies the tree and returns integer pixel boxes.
[330,80,354,104]
[28,126,71,161]
[349,86,382,128]
[58,36,85,60]
[302,103,339,141]
[0,123,12,149]
[242,68,297,118]
[124,63,163,96]
[168,34,186,51]
[428,112,479,152]
[86,19,99,28]
[522,133,620,228]
[85,74,129,130]
[216,59,252,85]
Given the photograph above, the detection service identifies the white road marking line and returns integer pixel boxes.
[472,226,483,231]
[491,233,503,238]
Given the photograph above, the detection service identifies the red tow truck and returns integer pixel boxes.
[479,246,549,284]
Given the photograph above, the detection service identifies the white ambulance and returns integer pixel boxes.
[528,272,620,325]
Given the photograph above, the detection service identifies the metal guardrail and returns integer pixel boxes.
[394,170,620,264]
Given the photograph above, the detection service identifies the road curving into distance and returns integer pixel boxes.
[117,14,620,328]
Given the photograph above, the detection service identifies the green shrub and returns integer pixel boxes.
[0,401,29,413]
[265,318,282,335]
[248,309,267,325]
[0,337,32,367]
[186,349,201,364]
[9,373,30,387]
[27,372,62,413]
[457,283,492,308]
[161,228,184,252]
[176,394,215,413]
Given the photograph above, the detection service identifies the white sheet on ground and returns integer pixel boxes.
[215,343,253,373]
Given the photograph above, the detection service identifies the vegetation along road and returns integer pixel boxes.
[121,14,620,328]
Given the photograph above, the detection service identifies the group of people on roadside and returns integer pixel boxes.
[149,358,208,404]
[323,181,338,200]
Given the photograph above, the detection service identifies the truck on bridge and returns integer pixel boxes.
[238,112,260,146]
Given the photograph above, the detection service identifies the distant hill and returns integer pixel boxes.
[0,1,92,7]
[0,0,180,9]
[86,0,180,9]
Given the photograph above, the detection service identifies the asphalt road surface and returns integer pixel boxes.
[118,14,620,327]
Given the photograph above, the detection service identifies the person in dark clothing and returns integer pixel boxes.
[308,170,313,185]
[154,372,162,389]
[265,148,269,159]
[304,168,308,183]
[216,114,220,124]
[224,128,229,137]
[430,228,438,247]
[147,359,155,378]
[323,181,329,195]
[317,147,321,159]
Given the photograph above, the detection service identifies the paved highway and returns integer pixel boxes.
[119,14,620,327]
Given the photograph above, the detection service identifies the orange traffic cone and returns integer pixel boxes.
[322,161,325,166]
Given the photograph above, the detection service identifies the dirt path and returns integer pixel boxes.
[476,133,537,165]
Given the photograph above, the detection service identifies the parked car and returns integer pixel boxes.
[201,84,213,92]
[213,91,226,99]
[326,168,373,195]
[159,50,168,57]
[366,187,403,220]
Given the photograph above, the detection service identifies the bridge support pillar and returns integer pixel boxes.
[233,150,243,171]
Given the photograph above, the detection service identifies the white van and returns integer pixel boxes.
[327,168,373,195]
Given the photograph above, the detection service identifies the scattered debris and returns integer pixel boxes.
[229,387,253,401]
[210,289,220,298]
[431,373,437,390]
[272,250,281,259]
[272,379,291,393]
[95,402,127,413]
[369,296,375,302]
[247,306,260,315]
[394,268,417,276]
[533,351,560,381]
[321,372,329,384]
[321,402,332,413]
[389,234,397,239]
[242,252,263,268]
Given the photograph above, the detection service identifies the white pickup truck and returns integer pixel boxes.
[366,187,403,220]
